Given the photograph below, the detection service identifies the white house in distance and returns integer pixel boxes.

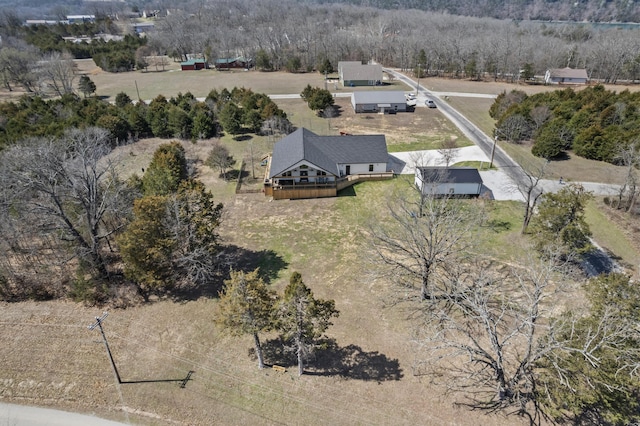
[415,167,483,196]
[264,128,393,200]
[351,91,407,113]
[338,61,383,87]
[544,67,588,85]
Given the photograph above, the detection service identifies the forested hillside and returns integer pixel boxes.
[305,0,640,22]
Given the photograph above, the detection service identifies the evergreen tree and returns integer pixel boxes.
[78,75,96,98]
[218,102,243,135]
[215,269,278,369]
[142,141,188,196]
[276,272,339,376]
[530,184,593,255]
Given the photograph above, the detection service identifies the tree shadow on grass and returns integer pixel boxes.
[261,337,403,382]
[223,169,249,181]
[221,245,288,283]
[166,246,287,302]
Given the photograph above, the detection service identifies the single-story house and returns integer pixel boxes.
[66,15,95,23]
[351,91,407,113]
[180,58,208,71]
[415,167,483,196]
[215,57,253,69]
[132,22,155,34]
[544,67,588,85]
[339,62,383,87]
[265,128,393,200]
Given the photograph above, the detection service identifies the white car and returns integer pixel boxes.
[425,99,437,108]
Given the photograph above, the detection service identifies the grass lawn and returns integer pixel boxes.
[586,199,640,276]
[1,63,639,426]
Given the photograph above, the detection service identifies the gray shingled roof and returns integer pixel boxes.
[352,91,406,105]
[341,63,383,82]
[548,67,588,79]
[269,128,388,178]
[417,167,483,184]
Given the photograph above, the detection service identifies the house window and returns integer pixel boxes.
[369,164,374,172]
[317,170,327,176]
[283,171,292,177]
[299,164,309,169]
[300,170,308,177]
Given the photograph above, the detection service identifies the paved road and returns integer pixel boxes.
[383,67,533,190]
[382,67,621,198]
[0,402,127,426]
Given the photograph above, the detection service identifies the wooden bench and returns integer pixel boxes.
[272,365,287,373]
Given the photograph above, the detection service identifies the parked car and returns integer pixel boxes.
[425,99,437,108]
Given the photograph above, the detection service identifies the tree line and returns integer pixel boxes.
[0,86,290,149]
[491,85,640,217]
[144,0,640,84]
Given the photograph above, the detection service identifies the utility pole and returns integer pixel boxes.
[415,63,421,95]
[490,136,497,169]
[88,312,122,384]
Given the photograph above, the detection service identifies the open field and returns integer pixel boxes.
[1,61,640,425]
[0,179,527,426]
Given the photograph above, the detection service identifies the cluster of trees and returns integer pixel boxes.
[0,87,290,149]
[1,18,146,79]
[215,269,339,376]
[367,178,640,424]
[118,142,224,297]
[302,0,640,22]
[300,85,335,115]
[18,18,122,57]
[145,0,640,84]
[0,132,228,303]
[491,85,640,162]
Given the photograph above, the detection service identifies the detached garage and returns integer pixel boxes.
[180,59,208,70]
[351,91,407,113]
[415,167,483,196]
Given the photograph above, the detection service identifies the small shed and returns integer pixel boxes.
[351,91,407,113]
[415,167,483,196]
[180,58,208,71]
[544,67,588,85]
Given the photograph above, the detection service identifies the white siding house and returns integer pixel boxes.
[351,91,407,113]
[415,167,483,196]
[544,68,588,85]
[265,128,391,199]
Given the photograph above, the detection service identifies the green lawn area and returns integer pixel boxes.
[585,199,640,272]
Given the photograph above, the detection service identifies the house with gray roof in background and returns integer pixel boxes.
[351,91,407,113]
[264,128,393,200]
[338,61,383,87]
[544,67,588,85]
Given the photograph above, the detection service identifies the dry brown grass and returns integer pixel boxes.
[1,65,639,426]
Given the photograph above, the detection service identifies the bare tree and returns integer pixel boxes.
[0,42,40,92]
[511,161,548,234]
[0,127,131,279]
[437,137,459,168]
[39,51,77,96]
[613,140,640,212]
[367,180,484,302]
[411,250,570,423]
